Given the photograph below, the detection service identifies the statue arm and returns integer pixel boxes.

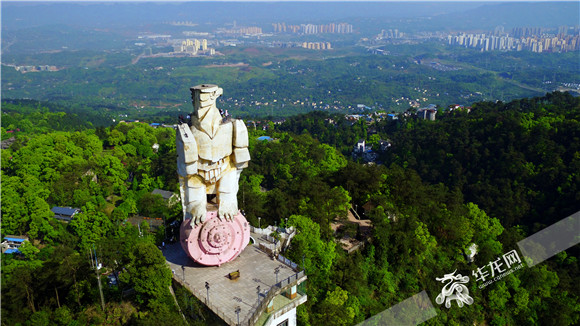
[176,123,198,176]
[232,119,250,168]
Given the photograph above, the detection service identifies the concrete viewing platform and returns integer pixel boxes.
[164,242,307,326]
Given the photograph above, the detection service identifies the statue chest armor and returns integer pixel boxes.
[192,121,233,162]
[191,122,233,183]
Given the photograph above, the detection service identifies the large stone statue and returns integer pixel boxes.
[177,84,250,266]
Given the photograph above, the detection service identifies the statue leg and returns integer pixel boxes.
[184,175,207,226]
[217,167,240,221]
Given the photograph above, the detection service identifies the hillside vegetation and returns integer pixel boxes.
[1,92,579,325]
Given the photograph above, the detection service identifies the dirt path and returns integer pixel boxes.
[203,62,249,68]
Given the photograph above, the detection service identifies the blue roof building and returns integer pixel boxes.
[2,235,28,254]
[51,207,81,222]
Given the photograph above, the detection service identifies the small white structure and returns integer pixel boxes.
[250,225,297,256]
[465,243,478,263]
[417,107,437,121]
[354,139,366,153]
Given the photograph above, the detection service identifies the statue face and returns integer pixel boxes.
[191,85,223,113]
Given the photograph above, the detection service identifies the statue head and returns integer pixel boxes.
[190,84,224,137]
[190,84,223,118]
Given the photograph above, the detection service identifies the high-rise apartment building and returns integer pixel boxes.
[273,22,352,34]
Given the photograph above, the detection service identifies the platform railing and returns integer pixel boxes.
[244,270,307,326]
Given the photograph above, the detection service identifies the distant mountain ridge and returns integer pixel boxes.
[433,2,580,30]
[3,2,576,31]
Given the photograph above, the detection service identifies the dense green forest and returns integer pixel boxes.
[2,93,579,325]
[279,91,580,229]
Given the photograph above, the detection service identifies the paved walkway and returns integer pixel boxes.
[164,243,297,325]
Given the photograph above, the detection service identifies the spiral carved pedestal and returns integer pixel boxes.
[180,211,250,266]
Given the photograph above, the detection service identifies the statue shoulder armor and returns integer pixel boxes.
[232,119,250,167]
[176,123,198,176]
[233,119,249,148]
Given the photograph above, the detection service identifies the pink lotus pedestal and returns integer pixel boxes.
[180,211,250,266]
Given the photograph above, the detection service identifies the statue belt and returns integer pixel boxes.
[197,157,230,184]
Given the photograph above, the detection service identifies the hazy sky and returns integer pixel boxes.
[0,0,551,1]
